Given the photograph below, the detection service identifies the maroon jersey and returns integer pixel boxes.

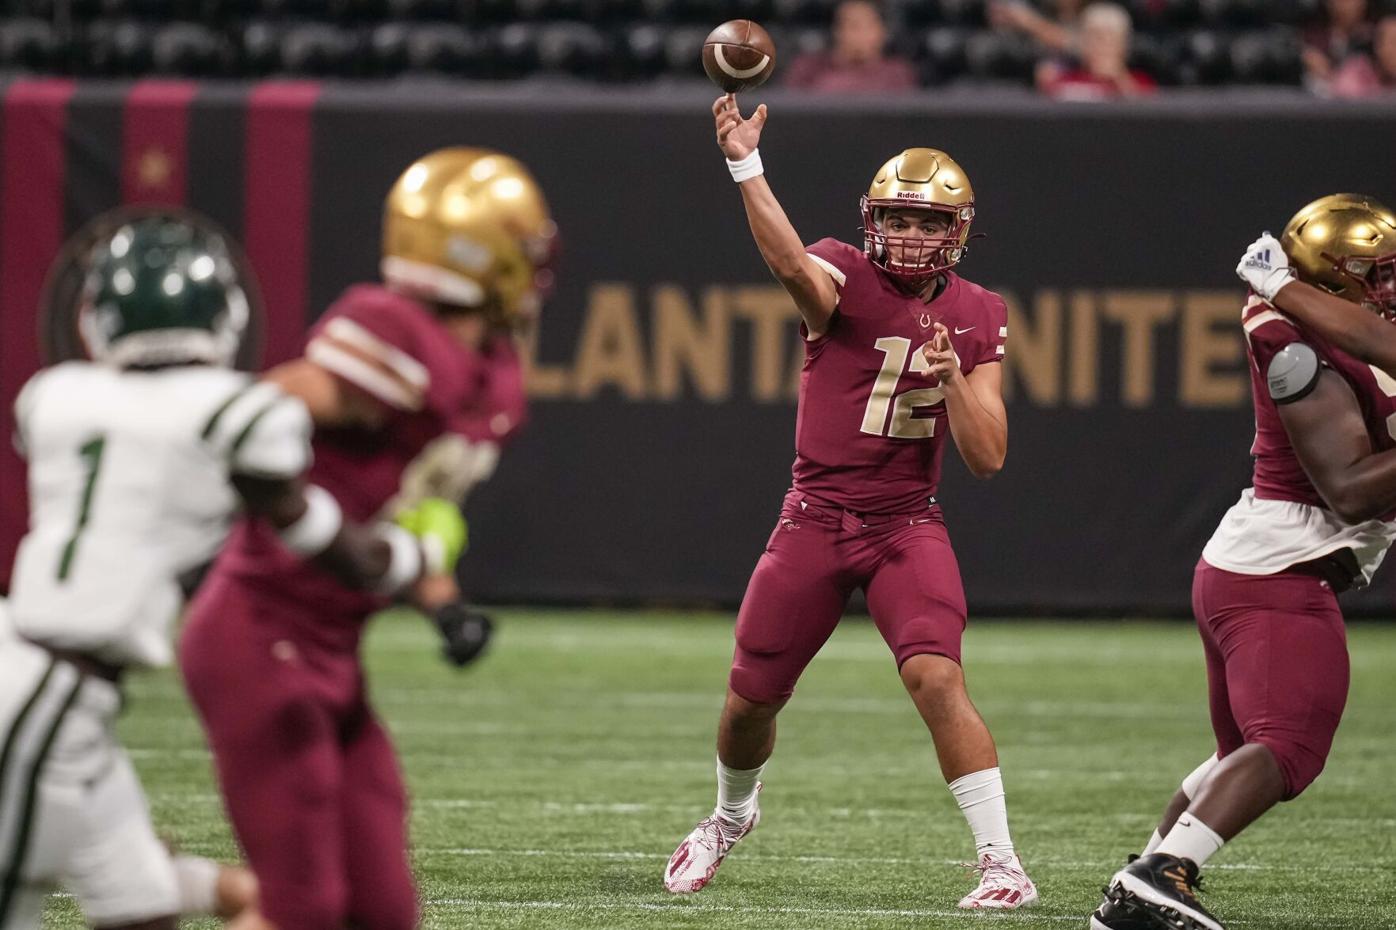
[452,332,528,447]
[212,284,487,648]
[793,238,1007,514]
[1242,297,1396,509]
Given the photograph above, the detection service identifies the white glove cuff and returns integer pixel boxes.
[727,149,763,183]
[375,523,424,596]
[278,485,343,556]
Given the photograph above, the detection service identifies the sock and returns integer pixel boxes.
[172,855,221,916]
[1143,754,1220,856]
[715,756,763,826]
[948,766,1014,858]
[1155,812,1225,867]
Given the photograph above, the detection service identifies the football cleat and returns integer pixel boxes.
[957,850,1039,910]
[1090,856,1156,930]
[663,789,761,894]
[1107,853,1224,930]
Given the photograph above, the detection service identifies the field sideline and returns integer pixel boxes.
[43,611,1396,929]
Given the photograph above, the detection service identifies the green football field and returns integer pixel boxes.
[42,611,1396,929]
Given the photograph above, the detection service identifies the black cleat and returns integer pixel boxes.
[1089,857,1155,930]
[1106,853,1224,930]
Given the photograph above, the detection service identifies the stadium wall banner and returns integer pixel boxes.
[3,81,1395,615]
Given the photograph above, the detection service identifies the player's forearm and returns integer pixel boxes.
[1272,281,1396,375]
[737,175,809,281]
[942,383,1006,478]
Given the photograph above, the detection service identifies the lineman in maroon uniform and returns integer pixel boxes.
[1092,195,1396,930]
[180,148,556,930]
[663,96,1037,909]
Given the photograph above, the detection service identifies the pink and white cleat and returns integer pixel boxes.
[663,790,761,894]
[957,851,1039,910]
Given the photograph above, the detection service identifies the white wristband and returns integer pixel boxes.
[727,149,763,183]
[375,523,424,596]
[278,485,343,556]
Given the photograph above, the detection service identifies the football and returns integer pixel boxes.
[702,20,776,93]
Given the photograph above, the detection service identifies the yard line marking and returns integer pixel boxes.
[424,897,1089,921]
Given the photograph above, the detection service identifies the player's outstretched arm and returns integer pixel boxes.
[1278,369,1396,523]
[714,95,837,338]
[1272,281,1396,375]
[1237,232,1396,377]
[924,323,1006,479]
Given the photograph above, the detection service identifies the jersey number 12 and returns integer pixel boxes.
[860,337,946,439]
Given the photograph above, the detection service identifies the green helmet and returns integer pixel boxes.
[78,215,250,368]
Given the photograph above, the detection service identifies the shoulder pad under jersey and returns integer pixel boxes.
[1267,342,1322,405]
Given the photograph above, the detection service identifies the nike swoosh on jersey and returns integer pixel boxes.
[954,326,975,335]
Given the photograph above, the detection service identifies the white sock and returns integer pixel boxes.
[715,756,762,826]
[172,855,220,916]
[948,766,1014,858]
[1144,754,1220,856]
[1156,812,1224,867]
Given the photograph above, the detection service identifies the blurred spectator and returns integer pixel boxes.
[783,0,918,93]
[988,0,1084,56]
[1303,0,1373,87]
[1036,3,1155,100]
[1330,14,1396,96]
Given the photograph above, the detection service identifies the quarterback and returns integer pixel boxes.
[1092,195,1396,930]
[180,148,555,930]
[663,96,1036,909]
[0,213,447,930]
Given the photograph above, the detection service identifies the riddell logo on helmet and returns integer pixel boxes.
[895,191,929,200]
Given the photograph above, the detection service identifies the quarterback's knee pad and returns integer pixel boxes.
[728,654,797,707]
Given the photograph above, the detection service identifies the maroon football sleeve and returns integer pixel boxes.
[305,288,434,415]
[974,294,1009,367]
[1242,300,1308,374]
[804,238,860,291]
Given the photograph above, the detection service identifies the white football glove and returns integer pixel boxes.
[1236,232,1297,302]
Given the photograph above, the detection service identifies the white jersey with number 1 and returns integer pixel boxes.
[7,361,311,668]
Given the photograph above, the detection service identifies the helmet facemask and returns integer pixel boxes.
[1323,250,1396,321]
[861,197,974,288]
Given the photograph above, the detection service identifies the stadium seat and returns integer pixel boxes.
[535,21,608,75]
[277,21,360,73]
[0,16,61,72]
[662,23,706,77]
[383,0,459,19]
[491,22,540,76]
[619,21,666,78]
[920,26,969,84]
[151,21,231,74]
[936,0,985,27]
[1229,27,1301,84]
[80,19,155,74]
[963,29,1033,81]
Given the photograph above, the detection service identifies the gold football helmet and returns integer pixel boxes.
[861,148,975,286]
[1281,193,1396,317]
[382,147,557,325]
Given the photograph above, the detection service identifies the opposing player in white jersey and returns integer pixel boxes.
[1,213,449,930]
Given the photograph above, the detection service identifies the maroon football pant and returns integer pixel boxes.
[1192,559,1350,800]
[180,575,418,930]
[730,491,967,705]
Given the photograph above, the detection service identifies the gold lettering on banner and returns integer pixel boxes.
[1069,291,1099,406]
[522,283,1251,409]
[1181,291,1247,407]
[1100,291,1176,408]
[730,286,801,402]
[520,321,570,399]
[1001,290,1061,405]
[652,285,731,401]
[574,283,648,399]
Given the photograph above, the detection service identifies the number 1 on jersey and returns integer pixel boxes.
[861,337,946,439]
[56,435,106,582]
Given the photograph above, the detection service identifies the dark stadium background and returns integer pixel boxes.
[3,0,1396,617]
